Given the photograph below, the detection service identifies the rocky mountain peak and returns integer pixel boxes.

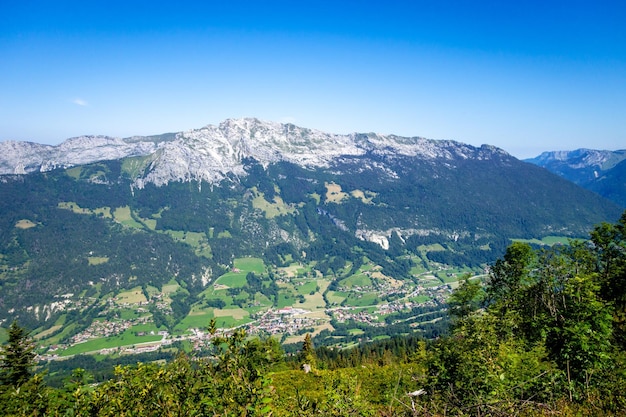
[1,118,511,187]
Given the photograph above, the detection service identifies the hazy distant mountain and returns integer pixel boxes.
[525,149,626,207]
[0,118,622,332]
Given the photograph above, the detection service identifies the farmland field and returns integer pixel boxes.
[216,272,247,288]
[512,235,572,246]
[117,287,147,304]
[234,257,266,273]
[59,331,163,356]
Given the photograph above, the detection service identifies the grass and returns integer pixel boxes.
[298,280,328,311]
[162,280,180,294]
[204,289,235,306]
[57,201,89,214]
[58,202,113,218]
[511,235,573,246]
[342,292,379,307]
[211,308,252,327]
[129,323,161,334]
[213,307,248,320]
[350,189,377,204]
[418,243,445,252]
[309,192,321,204]
[93,207,112,218]
[325,182,349,203]
[216,272,247,288]
[119,310,147,320]
[341,273,373,288]
[34,325,63,340]
[436,272,459,284]
[113,206,144,229]
[409,295,432,304]
[142,218,158,230]
[410,263,428,276]
[59,331,163,356]
[325,291,347,305]
[234,257,266,274]
[164,231,206,247]
[144,285,161,299]
[294,280,318,295]
[116,287,147,304]
[42,323,77,346]
[215,257,266,287]
[121,155,153,178]
[251,188,296,218]
[14,219,37,229]
[164,230,211,257]
[65,166,83,179]
[213,316,249,328]
[277,293,296,309]
[88,256,109,265]
[254,292,273,307]
[175,310,214,331]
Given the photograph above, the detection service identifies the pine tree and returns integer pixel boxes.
[0,320,36,387]
[299,333,316,371]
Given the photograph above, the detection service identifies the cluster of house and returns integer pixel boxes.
[246,306,319,336]
[329,308,383,326]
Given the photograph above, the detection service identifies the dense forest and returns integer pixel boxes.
[1,212,625,416]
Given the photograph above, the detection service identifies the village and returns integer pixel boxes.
[36,266,458,362]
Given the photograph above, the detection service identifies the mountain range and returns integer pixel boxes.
[525,148,626,207]
[0,118,622,347]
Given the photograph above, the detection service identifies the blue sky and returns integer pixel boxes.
[1,1,624,158]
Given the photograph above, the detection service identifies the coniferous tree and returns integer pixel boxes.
[0,321,36,387]
[299,333,317,370]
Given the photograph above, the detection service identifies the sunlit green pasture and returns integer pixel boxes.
[59,331,162,356]
[298,281,327,310]
[294,280,318,295]
[121,155,153,178]
[162,280,180,294]
[41,323,77,346]
[113,206,143,228]
[511,235,573,246]
[277,293,296,308]
[216,272,247,288]
[340,273,372,288]
[409,295,431,304]
[57,201,112,218]
[212,307,250,327]
[325,291,347,305]
[341,292,379,307]
[436,272,459,284]
[234,257,266,273]
[34,325,62,340]
[251,189,296,218]
[418,243,445,252]
[116,287,146,304]
[175,310,214,331]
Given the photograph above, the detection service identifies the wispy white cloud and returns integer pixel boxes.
[72,98,89,106]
